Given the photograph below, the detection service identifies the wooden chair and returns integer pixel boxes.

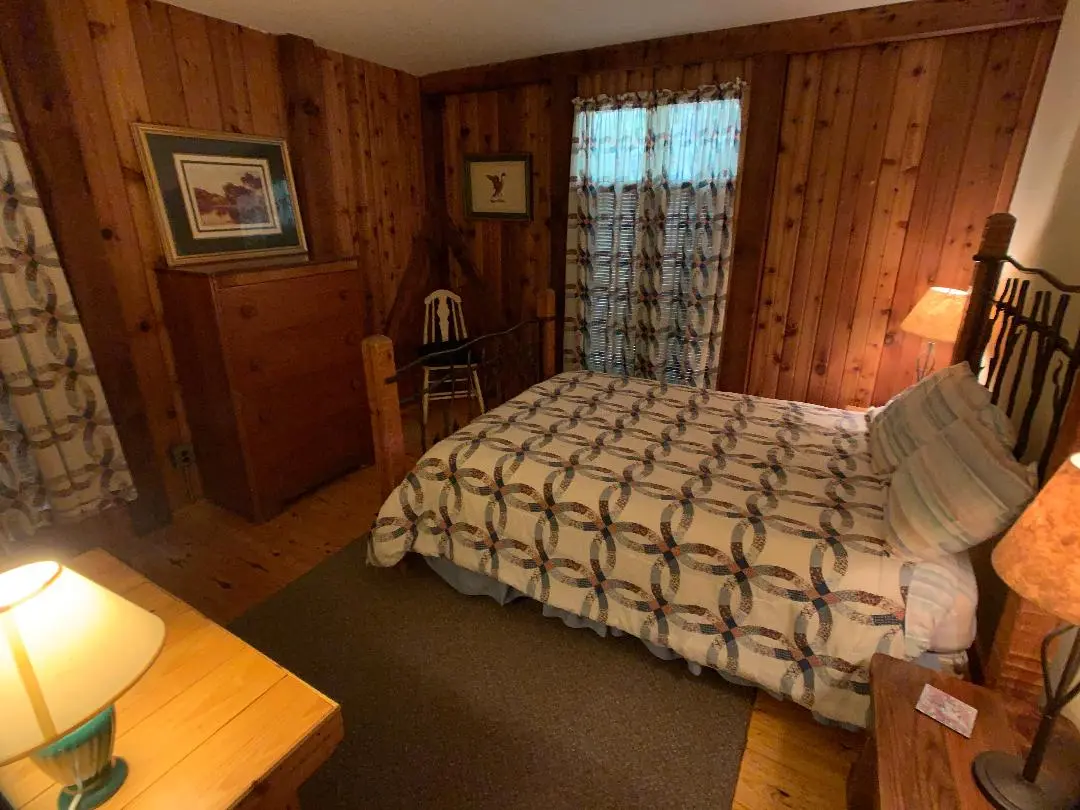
[420,289,484,429]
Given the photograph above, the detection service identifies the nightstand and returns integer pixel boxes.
[847,653,1022,810]
[0,550,343,809]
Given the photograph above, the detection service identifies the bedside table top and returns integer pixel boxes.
[871,653,1021,810]
[0,550,343,809]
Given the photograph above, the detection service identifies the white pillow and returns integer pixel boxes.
[903,553,978,658]
[885,417,1034,561]
[868,363,1015,474]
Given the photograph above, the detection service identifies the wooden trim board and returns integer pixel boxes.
[421,0,1066,94]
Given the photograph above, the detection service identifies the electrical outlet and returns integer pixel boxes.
[169,443,196,468]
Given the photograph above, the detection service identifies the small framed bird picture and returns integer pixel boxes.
[463,154,532,220]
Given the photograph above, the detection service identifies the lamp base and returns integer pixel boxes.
[55,758,127,810]
[29,706,128,810]
[972,751,1071,810]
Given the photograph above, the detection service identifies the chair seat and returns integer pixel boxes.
[419,339,479,368]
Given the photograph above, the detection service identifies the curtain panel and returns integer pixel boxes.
[0,91,136,536]
[563,82,742,388]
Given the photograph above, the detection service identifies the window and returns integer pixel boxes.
[566,88,742,387]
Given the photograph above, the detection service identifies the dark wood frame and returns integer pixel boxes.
[953,212,1080,708]
[462,153,533,221]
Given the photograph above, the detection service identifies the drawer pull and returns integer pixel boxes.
[345,331,359,347]
[338,290,350,301]
[240,303,258,319]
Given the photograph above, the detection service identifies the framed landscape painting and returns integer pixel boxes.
[464,153,532,220]
[133,125,307,266]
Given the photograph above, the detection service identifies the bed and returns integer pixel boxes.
[362,213,1080,729]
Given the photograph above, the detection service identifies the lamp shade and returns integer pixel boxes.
[0,561,165,766]
[900,287,970,343]
[992,454,1080,626]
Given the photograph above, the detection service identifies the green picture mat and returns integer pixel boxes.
[145,133,302,258]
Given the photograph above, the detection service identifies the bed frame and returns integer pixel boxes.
[362,213,1080,712]
[361,288,557,499]
[954,213,1080,707]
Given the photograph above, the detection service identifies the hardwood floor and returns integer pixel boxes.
[7,408,862,809]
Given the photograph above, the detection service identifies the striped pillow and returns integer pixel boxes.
[868,362,1015,474]
[885,417,1034,561]
[903,553,978,658]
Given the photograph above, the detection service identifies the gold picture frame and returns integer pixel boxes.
[133,124,308,266]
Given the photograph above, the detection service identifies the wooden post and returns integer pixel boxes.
[952,212,1016,370]
[278,35,338,260]
[717,52,787,394]
[549,71,574,374]
[362,335,406,499]
[0,1,172,531]
[537,288,556,380]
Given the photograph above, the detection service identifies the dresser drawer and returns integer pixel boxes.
[217,271,363,339]
[225,316,365,394]
[236,362,371,507]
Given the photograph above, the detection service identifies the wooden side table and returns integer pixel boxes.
[0,550,343,809]
[847,653,1022,810]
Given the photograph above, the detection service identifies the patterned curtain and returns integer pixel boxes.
[563,82,742,387]
[0,91,136,537]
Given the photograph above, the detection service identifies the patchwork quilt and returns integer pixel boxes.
[370,372,918,727]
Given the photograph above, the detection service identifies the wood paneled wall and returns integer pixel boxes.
[442,85,552,332]
[426,1,1060,407]
[437,59,749,338]
[0,0,424,522]
[0,0,1065,524]
[748,25,1058,407]
[278,37,425,335]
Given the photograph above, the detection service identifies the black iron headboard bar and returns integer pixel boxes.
[970,254,1080,294]
[976,262,1080,481]
[959,215,1080,483]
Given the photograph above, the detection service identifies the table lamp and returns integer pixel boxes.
[900,286,969,380]
[0,561,165,810]
[972,452,1080,810]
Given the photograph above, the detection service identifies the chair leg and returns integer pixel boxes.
[471,369,485,413]
[422,368,430,436]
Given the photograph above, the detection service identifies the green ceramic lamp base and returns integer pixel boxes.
[29,706,128,810]
[55,758,127,810]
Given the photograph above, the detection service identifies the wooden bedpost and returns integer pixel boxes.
[537,288,556,380]
[952,213,1016,369]
[362,335,407,499]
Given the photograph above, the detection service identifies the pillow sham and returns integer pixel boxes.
[885,417,1034,561]
[868,362,1015,474]
[902,552,978,659]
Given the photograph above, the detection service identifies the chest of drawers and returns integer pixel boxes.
[158,259,373,521]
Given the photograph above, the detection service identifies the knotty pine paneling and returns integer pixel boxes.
[439,61,747,337]
[1,0,423,514]
[748,25,1057,408]
[443,85,552,332]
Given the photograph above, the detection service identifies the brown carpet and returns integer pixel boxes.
[230,538,754,809]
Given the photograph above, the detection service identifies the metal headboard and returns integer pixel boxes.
[954,214,1080,482]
